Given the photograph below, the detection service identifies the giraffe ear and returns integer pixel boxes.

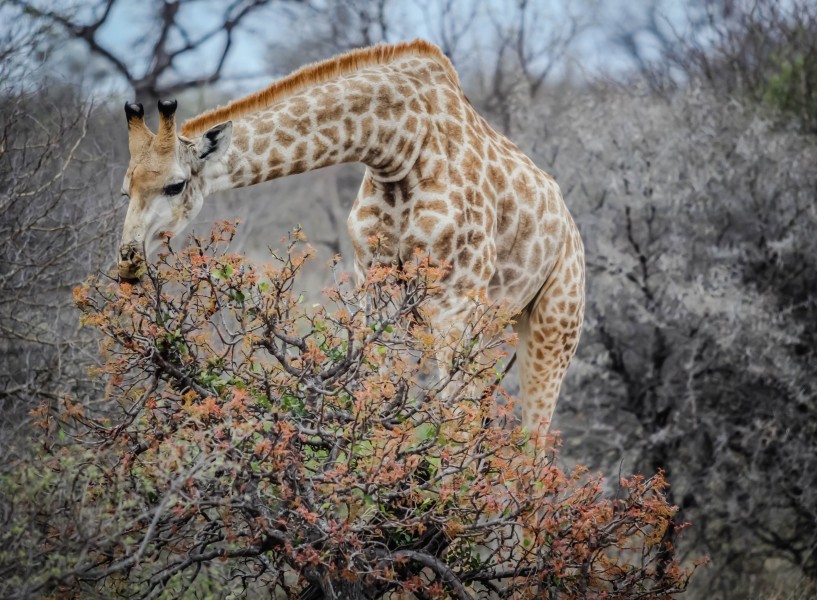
[195,121,232,165]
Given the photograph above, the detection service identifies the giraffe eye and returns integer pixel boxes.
[163,181,186,196]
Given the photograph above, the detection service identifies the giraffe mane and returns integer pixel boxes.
[181,39,458,137]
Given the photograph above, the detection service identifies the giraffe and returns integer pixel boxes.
[117,39,584,433]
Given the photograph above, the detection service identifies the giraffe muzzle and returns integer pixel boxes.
[118,243,146,283]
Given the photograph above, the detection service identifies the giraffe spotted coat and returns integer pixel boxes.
[119,40,584,432]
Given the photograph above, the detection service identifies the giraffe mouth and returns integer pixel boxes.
[118,244,146,283]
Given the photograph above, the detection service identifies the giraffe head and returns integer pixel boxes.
[118,100,232,282]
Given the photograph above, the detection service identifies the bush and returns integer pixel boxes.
[646,0,817,133]
[0,223,695,599]
[514,83,817,596]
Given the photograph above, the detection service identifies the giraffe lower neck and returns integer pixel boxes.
[203,77,428,194]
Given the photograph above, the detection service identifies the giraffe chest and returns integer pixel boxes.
[348,180,464,267]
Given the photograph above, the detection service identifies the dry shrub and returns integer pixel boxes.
[1,223,696,599]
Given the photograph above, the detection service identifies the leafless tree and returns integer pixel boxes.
[609,0,686,74]
[0,91,123,454]
[312,0,391,50]
[474,0,593,133]
[613,0,817,132]
[10,0,300,101]
[418,0,480,65]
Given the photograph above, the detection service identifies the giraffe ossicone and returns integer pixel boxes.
[117,39,585,433]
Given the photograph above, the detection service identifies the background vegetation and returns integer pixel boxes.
[2,0,816,597]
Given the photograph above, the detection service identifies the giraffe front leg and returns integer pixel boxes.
[513,257,585,437]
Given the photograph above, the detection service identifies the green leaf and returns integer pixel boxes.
[212,264,233,280]
[281,394,305,416]
[253,392,272,410]
[416,422,437,443]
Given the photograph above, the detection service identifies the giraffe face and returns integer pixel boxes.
[118,101,231,282]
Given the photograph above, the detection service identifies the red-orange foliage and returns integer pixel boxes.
[15,223,695,598]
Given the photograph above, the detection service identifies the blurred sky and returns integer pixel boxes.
[92,0,693,92]
[5,0,698,97]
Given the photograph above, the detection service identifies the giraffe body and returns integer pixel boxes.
[118,40,584,432]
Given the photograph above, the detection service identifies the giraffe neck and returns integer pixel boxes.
[201,74,427,195]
